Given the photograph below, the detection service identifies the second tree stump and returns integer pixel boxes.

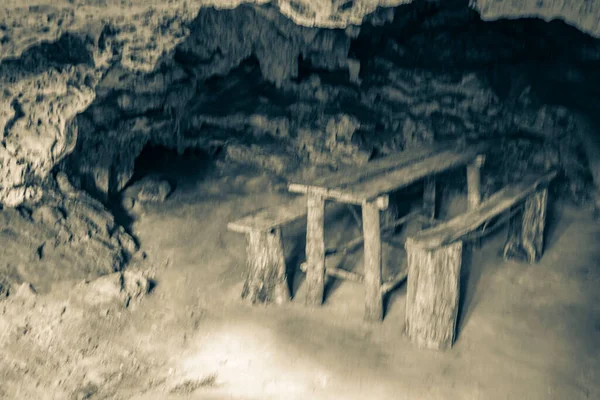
[405,239,463,350]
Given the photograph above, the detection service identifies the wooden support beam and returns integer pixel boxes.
[363,201,384,322]
[503,187,549,263]
[324,210,422,257]
[305,192,326,306]
[405,239,463,350]
[327,266,364,283]
[241,229,291,305]
[288,183,389,209]
[383,210,427,232]
[346,204,362,229]
[423,176,436,228]
[300,263,364,283]
[467,154,485,247]
[467,155,485,210]
[381,271,408,295]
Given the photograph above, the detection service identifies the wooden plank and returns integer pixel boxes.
[290,144,489,205]
[227,196,307,233]
[288,184,389,208]
[289,143,446,194]
[324,210,422,256]
[363,201,383,322]
[409,170,558,249]
[355,144,490,203]
[305,192,326,306]
[326,266,364,282]
[300,262,365,283]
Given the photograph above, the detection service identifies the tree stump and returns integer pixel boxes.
[405,239,463,350]
[503,187,549,263]
[363,200,383,322]
[305,192,326,306]
[241,229,291,305]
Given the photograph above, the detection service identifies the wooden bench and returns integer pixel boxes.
[290,142,490,321]
[227,196,308,305]
[226,141,460,306]
[404,170,558,351]
[227,140,489,313]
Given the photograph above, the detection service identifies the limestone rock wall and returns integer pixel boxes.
[0,64,97,207]
[0,0,599,208]
[474,0,600,39]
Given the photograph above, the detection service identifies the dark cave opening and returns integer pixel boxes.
[127,143,215,192]
[107,142,218,233]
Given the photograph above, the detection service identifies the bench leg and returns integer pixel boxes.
[467,155,485,210]
[241,229,291,305]
[363,201,383,322]
[422,177,436,229]
[467,155,485,247]
[503,187,549,264]
[306,192,326,306]
[405,240,463,350]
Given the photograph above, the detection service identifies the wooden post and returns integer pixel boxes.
[422,176,436,228]
[467,155,485,210]
[405,239,463,350]
[241,229,291,305]
[363,200,384,322]
[305,192,326,306]
[467,155,485,247]
[503,187,549,263]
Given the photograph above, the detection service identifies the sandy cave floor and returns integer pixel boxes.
[1,157,600,400]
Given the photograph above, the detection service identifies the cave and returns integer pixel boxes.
[1,0,600,398]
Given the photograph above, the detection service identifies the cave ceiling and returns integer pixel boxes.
[0,0,599,208]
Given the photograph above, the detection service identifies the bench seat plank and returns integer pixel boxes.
[227,196,307,234]
[408,170,558,249]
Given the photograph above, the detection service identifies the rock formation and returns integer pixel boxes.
[1,0,599,208]
[0,0,599,290]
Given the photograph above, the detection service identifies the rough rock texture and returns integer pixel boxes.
[1,0,206,72]
[1,0,600,207]
[129,177,173,203]
[2,1,600,61]
[0,172,137,293]
[474,0,600,39]
[62,4,355,198]
[0,65,96,207]
[49,1,597,207]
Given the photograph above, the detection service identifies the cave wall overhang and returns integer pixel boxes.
[1,0,600,208]
[2,0,600,69]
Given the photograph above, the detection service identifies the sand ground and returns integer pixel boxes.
[1,157,599,399]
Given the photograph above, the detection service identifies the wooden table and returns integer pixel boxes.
[288,141,489,321]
